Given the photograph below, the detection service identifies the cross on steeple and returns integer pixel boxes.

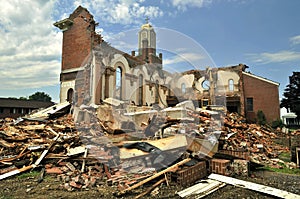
[145,16,150,24]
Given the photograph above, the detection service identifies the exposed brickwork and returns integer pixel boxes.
[218,149,250,160]
[167,161,207,187]
[210,158,231,176]
[62,12,92,70]
[57,6,102,71]
[242,73,280,123]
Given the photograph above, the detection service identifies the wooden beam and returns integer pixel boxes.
[135,178,166,199]
[0,134,60,180]
[208,173,300,199]
[119,158,191,195]
[177,179,226,198]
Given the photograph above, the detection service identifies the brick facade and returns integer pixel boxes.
[242,72,280,123]
[57,6,102,71]
[54,6,102,103]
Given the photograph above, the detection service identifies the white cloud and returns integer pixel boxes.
[0,0,61,91]
[289,35,300,45]
[164,52,205,65]
[73,0,163,25]
[247,50,300,64]
[170,0,212,11]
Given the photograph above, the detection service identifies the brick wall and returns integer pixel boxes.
[210,159,231,176]
[60,8,101,71]
[242,73,280,123]
[218,149,250,160]
[62,10,93,71]
[167,161,207,187]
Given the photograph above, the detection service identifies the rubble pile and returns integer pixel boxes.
[221,113,281,154]
[220,113,292,165]
[0,114,161,193]
[291,129,300,136]
[0,103,298,197]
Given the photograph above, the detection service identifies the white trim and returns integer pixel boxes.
[209,173,300,199]
[242,72,279,86]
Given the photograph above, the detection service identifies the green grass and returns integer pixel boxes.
[17,170,40,179]
[263,162,300,175]
[278,152,291,162]
[0,196,14,199]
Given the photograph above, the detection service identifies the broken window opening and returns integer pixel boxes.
[138,74,144,106]
[116,67,122,99]
[228,79,234,91]
[155,80,159,104]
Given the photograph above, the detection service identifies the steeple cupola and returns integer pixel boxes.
[136,17,161,64]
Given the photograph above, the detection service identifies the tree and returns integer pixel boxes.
[28,92,52,102]
[280,72,300,117]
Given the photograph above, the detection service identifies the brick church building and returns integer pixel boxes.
[54,6,280,123]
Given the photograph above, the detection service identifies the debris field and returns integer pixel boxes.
[0,101,299,198]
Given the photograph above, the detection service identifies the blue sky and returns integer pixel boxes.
[1,0,299,102]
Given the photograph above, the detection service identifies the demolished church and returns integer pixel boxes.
[54,6,280,123]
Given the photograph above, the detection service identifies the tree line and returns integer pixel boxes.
[9,91,52,102]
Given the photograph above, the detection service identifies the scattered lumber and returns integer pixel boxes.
[177,179,226,198]
[119,158,191,195]
[135,178,166,199]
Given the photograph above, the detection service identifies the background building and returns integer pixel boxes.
[0,98,53,119]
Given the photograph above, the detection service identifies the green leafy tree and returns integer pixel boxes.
[280,72,300,118]
[28,92,52,102]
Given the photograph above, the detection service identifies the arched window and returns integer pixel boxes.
[155,80,159,103]
[181,83,186,94]
[116,67,122,99]
[67,88,74,103]
[138,74,143,106]
[228,79,234,91]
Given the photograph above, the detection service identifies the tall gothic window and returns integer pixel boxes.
[116,67,122,99]
[228,79,234,91]
[155,80,159,103]
[138,74,143,106]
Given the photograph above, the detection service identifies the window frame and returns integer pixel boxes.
[228,79,234,91]
[246,97,254,112]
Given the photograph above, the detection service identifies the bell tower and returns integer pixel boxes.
[136,17,162,64]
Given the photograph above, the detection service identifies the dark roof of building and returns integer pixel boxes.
[0,98,54,108]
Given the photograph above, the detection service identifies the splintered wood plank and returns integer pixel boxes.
[177,179,226,198]
[208,173,300,199]
[120,134,188,159]
[119,158,191,195]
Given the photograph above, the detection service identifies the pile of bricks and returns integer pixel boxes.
[210,159,231,176]
[218,149,250,160]
[167,161,207,187]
